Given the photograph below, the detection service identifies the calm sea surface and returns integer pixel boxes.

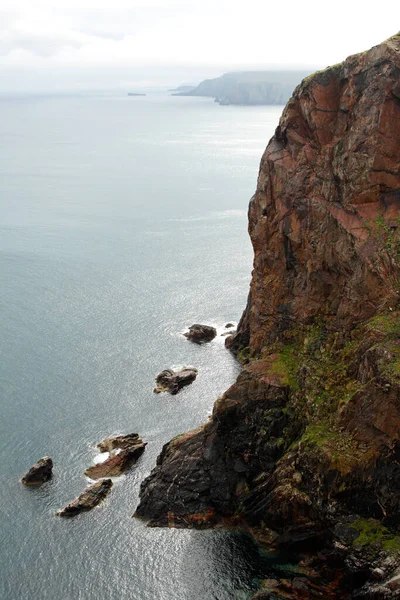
[0,92,291,599]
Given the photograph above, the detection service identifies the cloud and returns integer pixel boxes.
[0,32,84,58]
[0,0,398,90]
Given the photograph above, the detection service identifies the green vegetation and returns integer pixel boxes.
[255,318,370,470]
[351,518,400,552]
[365,313,400,384]
[301,62,343,87]
[241,307,400,476]
[237,346,251,364]
[367,312,400,337]
[270,344,300,390]
[363,215,400,260]
[301,423,338,447]
[374,215,400,252]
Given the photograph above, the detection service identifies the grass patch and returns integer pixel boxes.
[237,346,251,364]
[351,518,400,552]
[270,344,300,390]
[366,312,400,338]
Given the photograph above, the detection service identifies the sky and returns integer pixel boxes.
[0,0,399,92]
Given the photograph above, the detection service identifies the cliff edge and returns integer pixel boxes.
[136,34,400,598]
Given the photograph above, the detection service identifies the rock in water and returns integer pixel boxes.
[97,433,141,453]
[57,479,112,516]
[184,324,217,343]
[85,444,146,479]
[21,457,53,486]
[154,368,198,394]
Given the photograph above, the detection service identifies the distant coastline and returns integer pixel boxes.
[173,70,310,106]
[127,92,147,97]
[169,85,196,94]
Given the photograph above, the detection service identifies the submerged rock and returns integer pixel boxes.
[97,433,141,453]
[21,457,53,486]
[85,442,146,479]
[154,367,198,395]
[56,479,112,516]
[184,324,217,343]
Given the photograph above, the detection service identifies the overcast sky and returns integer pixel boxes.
[0,0,398,92]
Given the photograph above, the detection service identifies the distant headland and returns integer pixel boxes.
[172,70,310,105]
[127,92,147,97]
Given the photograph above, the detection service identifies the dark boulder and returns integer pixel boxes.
[21,457,53,486]
[56,479,112,517]
[154,367,198,395]
[184,324,217,343]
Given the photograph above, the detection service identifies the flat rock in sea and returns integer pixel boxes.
[21,456,53,486]
[85,443,146,479]
[184,324,217,343]
[154,367,198,395]
[97,433,141,453]
[56,479,112,517]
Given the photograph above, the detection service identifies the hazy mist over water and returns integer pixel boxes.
[0,92,294,599]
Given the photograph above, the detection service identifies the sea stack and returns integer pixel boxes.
[153,367,198,394]
[21,457,53,486]
[184,324,217,343]
[85,434,147,479]
[57,480,113,517]
[135,33,400,596]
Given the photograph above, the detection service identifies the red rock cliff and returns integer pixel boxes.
[229,33,400,355]
[136,34,400,599]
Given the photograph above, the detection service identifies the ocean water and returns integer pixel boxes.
[0,92,288,599]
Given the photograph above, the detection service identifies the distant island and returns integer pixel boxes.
[172,71,310,105]
[127,92,147,97]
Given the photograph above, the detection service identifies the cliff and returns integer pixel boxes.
[137,33,400,598]
[174,71,309,105]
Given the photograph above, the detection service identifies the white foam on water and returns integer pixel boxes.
[92,451,110,464]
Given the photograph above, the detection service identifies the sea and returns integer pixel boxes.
[0,91,293,599]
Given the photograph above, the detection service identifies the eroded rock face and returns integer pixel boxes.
[56,479,112,517]
[184,324,217,343]
[136,33,400,597]
[21,457,53,486]
[154,367,198,395]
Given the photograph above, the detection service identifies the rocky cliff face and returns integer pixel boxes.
[228,33,400,354]
[136,34,400,598]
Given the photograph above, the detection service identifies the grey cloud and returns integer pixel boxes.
[0,5,186,58]
[74,7,179,38]
[0,33,83,57]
